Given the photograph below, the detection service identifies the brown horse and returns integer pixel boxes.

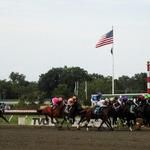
[77,106,113,131]
[37,101,65,125]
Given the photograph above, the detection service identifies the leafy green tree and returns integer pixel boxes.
[51,84,72,98]
[9,72,29,86]
[131,73,147,93]
[38,66,90,97]
[115,75,131,93]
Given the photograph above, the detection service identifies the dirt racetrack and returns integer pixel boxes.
[0,125,150,150]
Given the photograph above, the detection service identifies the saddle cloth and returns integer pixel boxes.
[93,106,101,116]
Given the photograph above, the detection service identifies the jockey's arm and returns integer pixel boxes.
[133,98,138,106]
[117,99,122,105]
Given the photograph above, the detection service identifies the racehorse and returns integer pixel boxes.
[37,101,65,125]
[60,101,83,126]
[138,99,150,127]
[110,100,138,131]
[77,105,113,131]
[37,100,82,127]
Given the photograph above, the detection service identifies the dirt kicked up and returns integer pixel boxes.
[0,125,150,150]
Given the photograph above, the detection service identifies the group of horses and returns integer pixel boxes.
[1,97,150,131]
[37,97,150,131]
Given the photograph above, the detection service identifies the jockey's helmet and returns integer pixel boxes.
[72,96,77,100]
[120,96,128,102]
[144,94,150,99]
[138,95,145,100]
[58,97,63,102]
[96,92,102,99]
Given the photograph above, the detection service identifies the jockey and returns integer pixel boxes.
[112,97,121,110]
[118,95,128,106]
[139,95,145,105]
[65,96,77,113]
[93,99,107,117]
[51,96,63,109]
[96,99,107,108]
[133,97,139,107]
[134,95,145,106]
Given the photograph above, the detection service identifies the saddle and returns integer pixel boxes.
[46,106,51,113]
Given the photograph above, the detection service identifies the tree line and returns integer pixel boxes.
[0,66,147,105]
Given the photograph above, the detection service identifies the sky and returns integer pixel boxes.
[0,0,150,81]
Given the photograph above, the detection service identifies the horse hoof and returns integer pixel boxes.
[111,128,114,131]
[58,125,62,128]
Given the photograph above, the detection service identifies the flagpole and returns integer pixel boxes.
[112,26,114,95]
[95,28,114,94]
[112,46,114,95]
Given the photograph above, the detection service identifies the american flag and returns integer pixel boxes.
[95,30,113,48]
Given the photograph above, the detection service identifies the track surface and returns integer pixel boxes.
[0,125,150,150]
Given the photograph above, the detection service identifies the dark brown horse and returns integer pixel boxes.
[37,101,65,125]
[77,106,113,131]
[110,100,140,131]
[60,101,83,126]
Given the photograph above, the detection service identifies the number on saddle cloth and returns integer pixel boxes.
[65,105,72,113]
[129,105,135,114]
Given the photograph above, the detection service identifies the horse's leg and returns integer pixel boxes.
[85,118,91,131]
[105,119,114,131]
[76,115,84,129]
[60,116,66,126]
[77,115,88,130]
[46,114,55,125]
[72,116,75,124]
[103,116,114,131]
[77,114,91,131]
[112,117,118,127]
[55,117,59,124]
[126,118,133,131]
[45,115,49,122]
[98,120,105,130]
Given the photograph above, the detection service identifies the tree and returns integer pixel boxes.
[38,66,91,97]
[51,84,71,98]
[131,73,147,93]
[115,75,131,93]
